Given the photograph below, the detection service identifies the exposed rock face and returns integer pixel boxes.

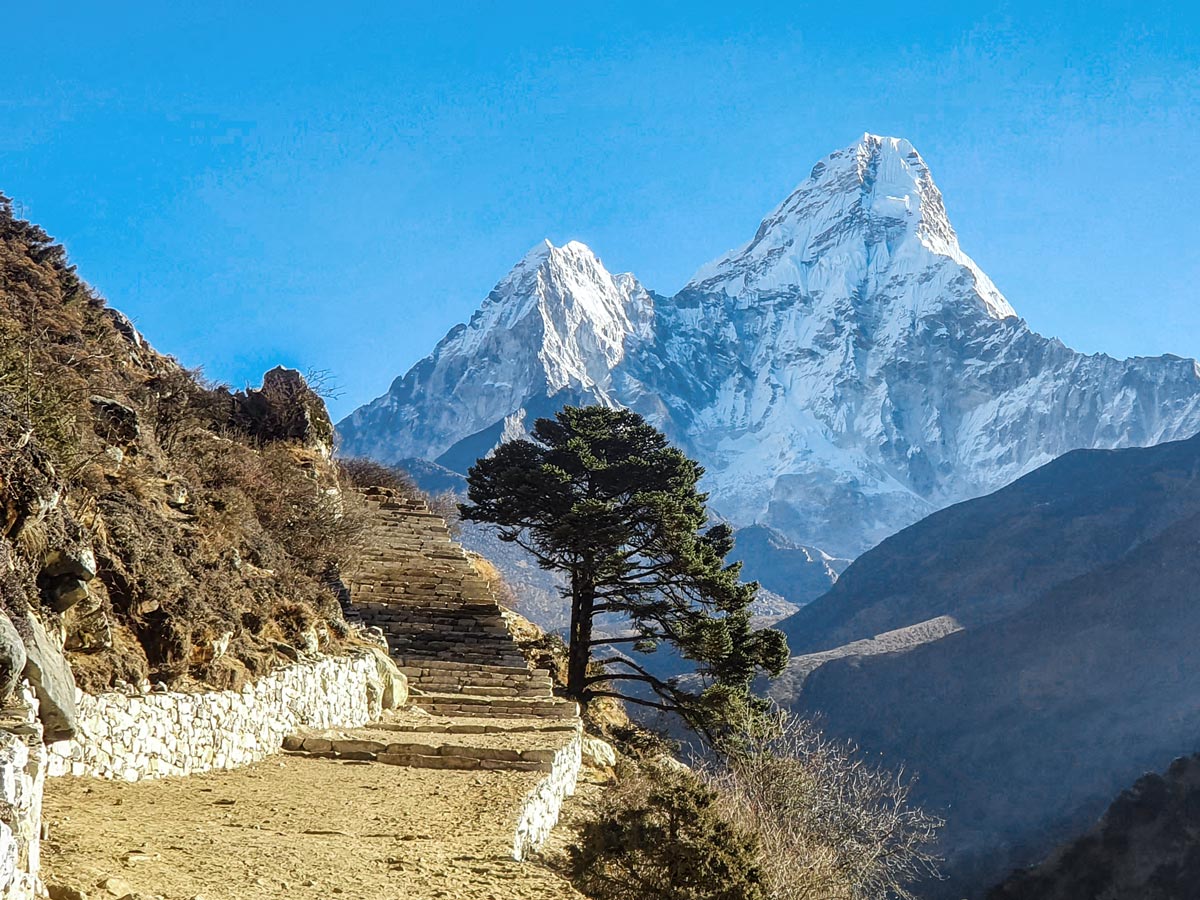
[0,615,25,702]
[88,395,140,447]
[232,367,335,457]
[769,432,1200,898]
[364,646,408,710]
[731,525,848,607]
[40,546,97,614]
[21,612,77,742]
[988,754,1200,900]
[338,134,1200,559]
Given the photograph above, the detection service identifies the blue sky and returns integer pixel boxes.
[3,2,1197,420]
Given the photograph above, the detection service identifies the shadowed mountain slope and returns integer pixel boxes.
[770,432,1200,898]
[988,753,1200,900]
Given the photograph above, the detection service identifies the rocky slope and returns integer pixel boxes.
[988,753,1200,900]
[769,432,1200,897]
[338,134,1200,559]
[0,193,362,706]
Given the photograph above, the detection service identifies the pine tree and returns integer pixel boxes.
[460,405,788,736]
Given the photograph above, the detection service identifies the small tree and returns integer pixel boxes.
[459,405,788,735]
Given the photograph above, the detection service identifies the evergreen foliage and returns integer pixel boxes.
[460,405,788,737]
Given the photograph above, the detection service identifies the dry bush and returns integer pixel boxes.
[187,438,363,577]
[570,767,766,900]
[133,364,229,454]
[336,457,417,493]
[706,709,942,900]
[254,445,363,575]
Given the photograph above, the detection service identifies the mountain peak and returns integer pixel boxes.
[686,134,1016,321]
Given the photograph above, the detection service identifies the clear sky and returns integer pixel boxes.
[3,1,1197,420]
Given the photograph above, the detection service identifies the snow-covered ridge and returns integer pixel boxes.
[337,133,1200,557]
[337,238,652,465]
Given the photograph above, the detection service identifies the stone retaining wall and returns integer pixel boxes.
[511,728,582,861]
[47,652,386,781]
[0,685,47,899]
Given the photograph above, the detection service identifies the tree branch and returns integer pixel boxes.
[588,633,666,646]
[584,690,677,713]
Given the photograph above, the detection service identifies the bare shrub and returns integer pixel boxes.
[706,708,942,900]
[134,364,227,453]
[303,367,343,401]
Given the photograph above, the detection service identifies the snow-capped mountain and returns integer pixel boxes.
[337,134,1200,557]
[339,238,654,473]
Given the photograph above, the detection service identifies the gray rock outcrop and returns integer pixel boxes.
[21,613,77,742]
[0,614,26,702]
[231,367,335,457]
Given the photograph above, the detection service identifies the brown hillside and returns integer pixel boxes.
[0,193,361,692]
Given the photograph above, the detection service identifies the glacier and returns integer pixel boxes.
[337,133,1200,557]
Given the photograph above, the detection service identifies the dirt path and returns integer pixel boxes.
[42,754,590,900]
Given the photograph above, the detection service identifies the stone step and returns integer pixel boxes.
[373,720,578,735]
[397,675,554,691]
[281,735,557,772]
[411,692,580,720]
[347,487,541,704]
[398,660,545,677]
[397,670,551,685]
[399,658,531,673]
[407,683,551,698]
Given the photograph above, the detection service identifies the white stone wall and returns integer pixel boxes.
[511,728,582,861]
[0,685,46,900]
[47,652,383,781]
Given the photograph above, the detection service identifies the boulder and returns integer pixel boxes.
[21,612,77,741]
[101,307,145,349]
[366,647,407,710]
[0,613,26,702]
[48,577,89,613]
[230,368,334,457]
[42,547,97,581]
[581,735,617,769]
[88,396,140,446]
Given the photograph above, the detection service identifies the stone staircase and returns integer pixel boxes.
[345,487,577,722]
[310,488,584,860]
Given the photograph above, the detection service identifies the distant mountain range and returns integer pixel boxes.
[771,432,1200,897]
[338,133,1200,560]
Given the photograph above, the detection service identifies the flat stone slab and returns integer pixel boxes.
[283,706,581,773]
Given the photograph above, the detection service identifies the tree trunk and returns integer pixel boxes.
[567,567,596,705]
